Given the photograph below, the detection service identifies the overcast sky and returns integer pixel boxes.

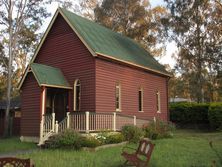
[43,0,177,68]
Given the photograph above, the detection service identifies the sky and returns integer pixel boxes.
[43,0,177,68]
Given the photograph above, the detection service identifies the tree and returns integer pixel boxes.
[94,0,168,56]
[0,0,50,137]
[164,0,222,102]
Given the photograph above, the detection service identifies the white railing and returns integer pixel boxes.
[70,112,150,133]
[57,112,70,133]
[39,113,55,145]
[39,112,70,145]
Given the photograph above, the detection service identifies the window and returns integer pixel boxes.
[115,83,121,111]
[156,91,161,113]
[138,88,143,112]
[74,79,81,111]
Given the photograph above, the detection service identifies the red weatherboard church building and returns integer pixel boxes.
[18,8,171,144]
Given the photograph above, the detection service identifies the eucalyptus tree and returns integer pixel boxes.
[0,0,50,137]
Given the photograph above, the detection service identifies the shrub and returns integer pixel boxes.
[104,132,125,144]
[49,129,82,150]
[81,136,101,148]
[143,119,175,140]
[170,102,209,125]
[121,125,144,143]
[208,103,222,130]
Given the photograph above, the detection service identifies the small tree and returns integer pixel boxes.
[0,0,50,137]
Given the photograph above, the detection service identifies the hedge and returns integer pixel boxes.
[170,102,209,125]
[208,103,222,130]
[170,102,222,130]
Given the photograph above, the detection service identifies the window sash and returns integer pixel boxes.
[138,89,143,112]
[115,85,121,111]
[157,91,161,112]
[74,80,81,111]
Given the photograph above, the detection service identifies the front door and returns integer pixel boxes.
[46,88,68,122]
[54,90,68,122]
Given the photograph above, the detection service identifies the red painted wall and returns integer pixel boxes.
[95,58,168,121]
[21,14,96,137]
[34,14,96,112]
[21,73,41,137]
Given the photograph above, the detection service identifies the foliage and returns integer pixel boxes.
[81,136,101,148]
[143,119,175,139]
[94,0,168,57]
[94,131,108,144]
[170,102,210,125]
[121,125,144,143]
[104,132,125,144]
[93,131,125,144]
[164,0,222,102]
[208,103,222,130]
[49,129,82,150]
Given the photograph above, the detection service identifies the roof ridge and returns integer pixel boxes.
[60,8,152,55]
[59,8,169,76]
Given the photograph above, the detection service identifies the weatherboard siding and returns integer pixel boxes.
[34,14,96,112]
[95,58,168,121]
[21,73,41,137]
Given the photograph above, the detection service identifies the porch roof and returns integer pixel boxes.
[30,63,72,89]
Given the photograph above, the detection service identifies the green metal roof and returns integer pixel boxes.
[60,8,169,76]
[30,63,71,89]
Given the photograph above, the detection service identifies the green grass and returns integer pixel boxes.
[0,137,37,153]
[2,130,222,167]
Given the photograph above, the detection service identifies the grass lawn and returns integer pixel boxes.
[1,129,222,167]
[0,137,37,154]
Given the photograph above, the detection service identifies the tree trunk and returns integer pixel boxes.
[4,1,13,138]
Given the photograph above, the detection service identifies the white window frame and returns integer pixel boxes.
[115,83,121,112]
[157,91,161,113]
[74,79,81,111]
[138,87,144,112]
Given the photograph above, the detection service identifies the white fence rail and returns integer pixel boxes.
[70,112,150,133]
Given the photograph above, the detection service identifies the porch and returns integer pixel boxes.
[39,111,149,145]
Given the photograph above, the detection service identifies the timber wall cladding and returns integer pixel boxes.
[21,73,41,136]
[34,14,96,112]
[96,58,168,121]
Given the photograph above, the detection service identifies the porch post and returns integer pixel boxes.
[39,86,46,144]
[52,113,55,132]
[113,112,116,132]
[55,121,58,133]
[85,111,89,133]
[67,112,70,129]
[133,116,136,126]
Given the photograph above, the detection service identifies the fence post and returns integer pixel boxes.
[39,120,44,144]
[67,112,70,129]
[113,112,116,131]
[86,111,89,133]
[133,116,136,126]
[52,113,55,132]
[55,121,58,133]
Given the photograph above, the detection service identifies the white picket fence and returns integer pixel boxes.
[69,112,150,132]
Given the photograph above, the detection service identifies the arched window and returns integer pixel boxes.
[156,91,161,113]
[74,79,81,111]
[138,87,144,112]
[115,83,121,111]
